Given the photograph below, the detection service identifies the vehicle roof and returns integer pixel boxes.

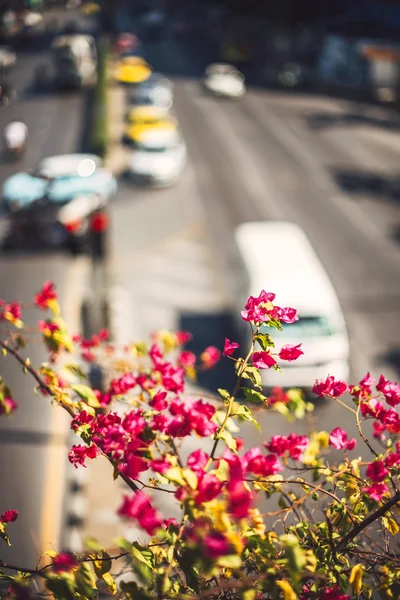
[51,34,94,48]
[235,221,342,315]
[36,154,102,177]
[127,106,170,119]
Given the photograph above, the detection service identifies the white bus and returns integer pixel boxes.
[234,221,350,390]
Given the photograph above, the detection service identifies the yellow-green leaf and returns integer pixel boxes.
[349,563,364,595]
[101,572,117,595]
[276,580,297,600]
[71,384,101,408]
[382,516,399,536]
[218,429,237,452]
[216,554,242,569]
[0,522,11,546]
[165,466,186,487]
[234,404,261,431]
[182,468,198,490]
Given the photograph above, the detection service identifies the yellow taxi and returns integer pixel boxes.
[125,106,170,123]
[123,113,178,145]
[81,2,101,15]
[113,57,152,85]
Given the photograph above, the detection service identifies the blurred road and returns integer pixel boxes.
[0,6,96,567]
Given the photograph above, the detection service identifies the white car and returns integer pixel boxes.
[0,46,16,71]
[128,136,187,187]
[204,63,246,98]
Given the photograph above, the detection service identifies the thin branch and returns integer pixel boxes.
[336,490,400,553]
[0,339,139,494]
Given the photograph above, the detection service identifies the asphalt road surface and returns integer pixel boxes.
[0,6,98,568]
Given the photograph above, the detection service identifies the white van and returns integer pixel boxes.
[234,221,350,390]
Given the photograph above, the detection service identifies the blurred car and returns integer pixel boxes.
[128,75,173,109]
[0,46,17,71]
[123,114,178,147]
[2,154,117,253]
[113,56,152,85]
[128,135,187,187]
[50,34,97,89]
[203,63,246,98]
[0,81,16,110]
[126,105,171,123]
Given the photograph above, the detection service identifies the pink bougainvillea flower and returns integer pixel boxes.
[360,399,384,418]
[272,306,299,324]
[68,444,99,468]
[1,509,18,523]
[118,492,162,535]
[223,338,240,357]
[227,478,253,520]
[373,420,386,440]
[151,458,172,474]
[366,460,389,482]
[362,482,389,502]
[51,552,78,573]
[244,448,283,477]
[176,331,192,345]
[318,587,350,600]
[160,363,185,393]
[385,451,400,468]
[163,517,179,528]
[278,343,304,362]
[34,281,58,311]
[0,397,18,416]
[376,374,400,407]
[148,390,168,411]
[264,433,309,460]
[0,301,23,327]
[201,346,221,368]
[70,410,95,432]
[312,376,348,398]
[187,449,209,473]
[109,373,137,396]
[241,291,276,323]
[98,328,109,341]
[329,427,357,451]
[252,351,276,369]
[178,350,196,367]
[203,532,231,558]
[195,473,223,505]
[268,387,290,406]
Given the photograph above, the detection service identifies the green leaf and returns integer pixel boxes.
[234,404,261,431]
[46,575,76,600]
[242,387,267,404]
[177,551,200,593]
[217,429,237,451]
[382,515,400,536]
[93,551,112,578]
[218,389,231,401]
[114,537,133,553]
[255,333,275,351]
[0,522,11,546]
[101,572,117,595]
[71,384,101,408]
[241,366,262,389]
[76,562,97,598]
[131,542,154,569]
[276,580,296,600]
[65,363,88,381]
[216,554,242,569]
[120,581,152,600]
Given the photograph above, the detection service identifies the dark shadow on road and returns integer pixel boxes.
[179,311,237,395]
[330,168,400,205]
[304,108,400,132]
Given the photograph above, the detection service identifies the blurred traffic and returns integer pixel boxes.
[0,0,400,569]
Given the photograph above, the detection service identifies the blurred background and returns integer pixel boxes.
[0,0,400,575]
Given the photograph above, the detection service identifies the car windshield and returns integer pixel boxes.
[261,315,335,339]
